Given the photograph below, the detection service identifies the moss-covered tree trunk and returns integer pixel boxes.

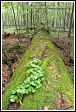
[2,30,74,110]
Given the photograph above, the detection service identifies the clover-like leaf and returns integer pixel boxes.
[27,87,32,93]
[24,77,30,84]
[10,95,17,102]
[33,75,38,79]
[20,89,26,94]
[10,58,45,103]
[40,73,44,77]
[24,89,30,94]
[31,88,36,93]
[41,77,45,81]
[30,81,35,86]
[36,83,42,89]
[12,89,17,94]
[37,79,41,83]
[25,84,30,88]
[16,88,21,93]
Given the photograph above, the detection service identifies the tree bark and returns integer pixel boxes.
[10,2,18,33]
[22,2,26,26]
[26,2,28,32]
[2,30,74,110]
[68,2,74,38]
[45,2,48,28]
[30,3,33,30]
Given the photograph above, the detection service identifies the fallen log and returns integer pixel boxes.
[2,29,74,110]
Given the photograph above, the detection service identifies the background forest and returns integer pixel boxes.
[2,2,74,37]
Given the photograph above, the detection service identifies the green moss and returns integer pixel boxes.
[19,86,56,110]
[4,44,22,53]
[2,30,74,110]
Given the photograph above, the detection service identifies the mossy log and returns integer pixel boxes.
[2,30,74,110]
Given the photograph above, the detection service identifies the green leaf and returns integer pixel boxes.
[37,79,41,83]
[36,83,42,89]
[33,75,38,79]
[24,80,27,84]
[25,84,30,88]
[28,87,32,93]
[30,75,34,79]
[27,69,33,74]
[22,83,26,87]
[19,89,26,94]
[16,89,21,93]
[10,95,17,102]
[31,64,36,67]
[24,89,30,94]
[41,77,45,81]
[24,77,30,84]
[32,71,37,75]
[30,81,35,86]
[12,89,17,94]
[19,85,25,89]
[37,70,42,73]
[31,88,36,93]
[40,73,44,77]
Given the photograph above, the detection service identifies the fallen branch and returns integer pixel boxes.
[52,41,65,50]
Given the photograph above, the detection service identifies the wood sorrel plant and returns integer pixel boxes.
[10,58,45,103]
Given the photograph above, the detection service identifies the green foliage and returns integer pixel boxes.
[10,95,17,102]
[4,44,22,52]
[9,58,45,103]
[2,2,73,33]
[27,30,35,38]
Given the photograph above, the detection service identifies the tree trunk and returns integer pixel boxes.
[63,9,66,31]
[45,2,48,28]
[26,2,28,32]
[10,2,18,33]
[17,2,20,34]
[30,3,33,30]
[22,2,26,26]
[2,30,74,110]
[68,2,74,38]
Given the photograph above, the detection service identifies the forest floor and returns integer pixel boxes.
[2,32,74,110]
